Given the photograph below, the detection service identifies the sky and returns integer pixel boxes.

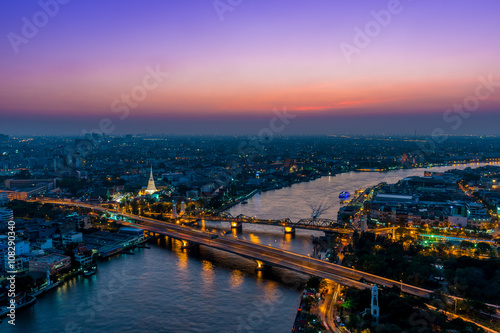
[0,0,500,136]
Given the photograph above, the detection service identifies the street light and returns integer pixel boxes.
[400,273,404,297]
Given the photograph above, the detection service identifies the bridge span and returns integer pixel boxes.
[39,200,431,298]
[35,199,396,235]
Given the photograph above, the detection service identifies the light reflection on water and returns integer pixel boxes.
[229,270,245,289]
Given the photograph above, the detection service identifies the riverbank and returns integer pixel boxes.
[218,189,259,211]
[0,294,37,320]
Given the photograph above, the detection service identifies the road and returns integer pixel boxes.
[426,304,499,333]
[318,280,334,332]
[37,200,500,309]
[318,280,344,333]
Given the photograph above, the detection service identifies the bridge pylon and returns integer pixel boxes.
[230,222,243,231]
[181,240,192,249]
[146,231,159,238]
[255,260,269,271]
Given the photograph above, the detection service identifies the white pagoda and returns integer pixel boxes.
[145,165,157,194]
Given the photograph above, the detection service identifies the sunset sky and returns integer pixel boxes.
[1,0,500,135]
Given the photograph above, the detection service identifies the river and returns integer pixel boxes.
[2,162,495,333]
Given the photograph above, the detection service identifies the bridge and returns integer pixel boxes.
[39,199,396,236]
[34,199,500,312]
[36,200,432,298]
[187,214,357,234]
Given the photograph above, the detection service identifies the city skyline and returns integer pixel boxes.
[1,0,500,135]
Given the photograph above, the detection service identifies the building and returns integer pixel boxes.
[162,172,183,183]
[32,238,53,251]
[0,237,30,255]
[372,194,417,204]
[467,202,488,216]
[62,232,83,245]
[466,202,491,229]
[0,191,8,205]
[467,215,491,230]
[118,227,144,237]
[0,244,8,272]
[66,213,91,230]
[5,256,24,273]
[29,254,71,275]
[281,158,298,173]
[14,239,30,255]
[2,178,56,199]
[73,244,94,268]
[1,188,41,200]
[0,190,27,200]
[0,207,13,223]
[448,215,468,227]
[83,231,139,257]
[4,178,56,190]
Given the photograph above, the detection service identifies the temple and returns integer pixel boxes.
[145,165,157,194]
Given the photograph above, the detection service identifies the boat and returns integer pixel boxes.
[82,265,97,277]
[339,191,350,199]
[241,201,248,205]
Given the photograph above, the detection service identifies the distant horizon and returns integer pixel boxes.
[2,110,500,137]
[3,131,500,139]
[1,1,500,136]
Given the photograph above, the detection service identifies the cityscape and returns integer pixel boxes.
[1,1,500,333]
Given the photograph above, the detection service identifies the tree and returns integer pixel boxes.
[347,314,361,331]
[303,296,315,312]
[108,221,121,232]
[305,276,321,292]
[16,275,35,293]
[459,240,474,254]
[341,299,354,309]
[130,200,139,215]
[15,169,32,179]
[476,242,491,255]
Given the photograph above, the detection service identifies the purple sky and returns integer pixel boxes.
[1,0,500,136]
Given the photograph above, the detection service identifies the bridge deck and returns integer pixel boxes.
[38,200,500,309]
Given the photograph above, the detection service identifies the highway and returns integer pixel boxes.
[319,280,342,333]
[36,200,500,309]
[38,200,433,296]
